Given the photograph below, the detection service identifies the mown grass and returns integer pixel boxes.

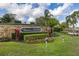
[0,32,79,56]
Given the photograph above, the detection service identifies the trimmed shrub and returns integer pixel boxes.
[12,32,47,41]
[24,34,48,43]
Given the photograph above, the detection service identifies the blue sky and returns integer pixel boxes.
[0,3,79,26]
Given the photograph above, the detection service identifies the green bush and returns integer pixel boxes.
[12,32,47,41]
[54,27,62,32]
[24,34,48,43]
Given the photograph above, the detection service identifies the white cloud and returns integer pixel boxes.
[38,3,51,9]
[30,3,51,21]
[69,9,79,15]
[0,3,10,8]
[7,3,33,21]
[27,17,35,24]
[0,3,51,23]
[59,19,66,24]
[1,3,73,24]
[10,4,32,16]
[32,8,44,18]
[0,3,73,24]
[49,3,72,16]
[28,3,51,23]
[3,3,50,23]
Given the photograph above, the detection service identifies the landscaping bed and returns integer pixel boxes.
[12,32,48,41]
[0,38,11,42]
[24,34,48,43]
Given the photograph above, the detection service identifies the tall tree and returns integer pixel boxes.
[36,9,58,37]
[47,18,59,36]
[47,18,59,27]
[66,15,72,28]
[66,13,78,32]
[66,10,79,29]
[1,13,16,24]
[36,16,46,26]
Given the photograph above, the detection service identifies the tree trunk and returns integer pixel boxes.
[72,24,75,33]
[47,26,53,37]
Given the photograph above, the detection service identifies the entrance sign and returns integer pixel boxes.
[20,27,41,32]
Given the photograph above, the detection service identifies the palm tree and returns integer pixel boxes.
[66,14,78,33]
[66,15,71,28]
[47,17,59,37]
[71,11,79,18]
[36,9,58,37]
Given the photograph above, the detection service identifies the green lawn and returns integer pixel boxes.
[0,32,79,56]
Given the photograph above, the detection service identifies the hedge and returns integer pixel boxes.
[24,34,48,43]
[12,32,47,41]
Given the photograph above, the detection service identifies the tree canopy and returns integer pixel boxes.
[0,13,22,24]
[1,13,16,23]
[36,9,58,27]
